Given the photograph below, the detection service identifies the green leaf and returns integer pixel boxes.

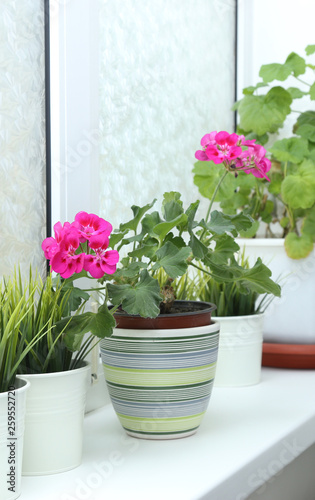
[58,281,89,315]
[212,234,240,264]
[237,87,292,135]
[205,210,253,236]
[239,220,260,238]
[153,213,188,242]
[108,270,162,318]
[259,63,291,83]
[193,161,236,201]
[309,82,315,100]
[285,52,306,77]
[280,216,290,229]
[141,211,162,236]
[153,241,191,278]
[268,172,283,195]
[306,44,315,55]
[109,230,128,248]
[185,200,200,232]
[286,87,307,99]
[233,258,281,296]
[162,192,183,221]
[295,123,315,142]
[293,111,315,132]
[202,255,280,297]
[57,305,116,351]
[284,232,314,259]
[189,233,209,259]
[281,159,315,209]
[260,200,274,224]
[242,82,269,95]
[113,262,148,279]
[243,86,256,95]
[269,137,309,163]
[119,200,156,233]
[302,207,315,241]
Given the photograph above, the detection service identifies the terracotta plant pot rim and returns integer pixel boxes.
[262,342,315,369]
[113,300,216,330]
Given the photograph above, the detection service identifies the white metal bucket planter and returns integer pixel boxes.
[214,314,264,387]
[20,362,90,475]
[0,378,29,500]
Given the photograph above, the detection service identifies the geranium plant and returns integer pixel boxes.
[43,133,280,350]
[195,45,315,259]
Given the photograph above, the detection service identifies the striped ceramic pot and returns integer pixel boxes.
[100,301,220,440]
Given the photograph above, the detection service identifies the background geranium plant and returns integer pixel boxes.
[194,45,315,259]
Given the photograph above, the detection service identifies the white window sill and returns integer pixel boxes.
[20,367,315,500]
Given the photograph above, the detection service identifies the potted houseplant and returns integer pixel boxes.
[47,135,279,438]
[193,48,315,347]
[0,272,47,499]
[101,133,279,437]
[167,251,277,387]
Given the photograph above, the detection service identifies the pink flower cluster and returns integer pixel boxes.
[195,131,271,181]
[42,212,119,279]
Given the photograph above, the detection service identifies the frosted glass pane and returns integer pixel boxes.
[99,0,235,228]
[0,1,46,277]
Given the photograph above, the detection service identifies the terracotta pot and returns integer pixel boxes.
[101,301,220,440]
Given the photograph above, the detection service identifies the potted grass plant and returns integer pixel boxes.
[0,272,47,499]
[165,250,278,387]
[12,270,93,476]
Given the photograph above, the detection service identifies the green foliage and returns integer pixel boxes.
[0,268,105,380]
[226,44,315,259]
[106,192,280,318]
[164,254,278,317]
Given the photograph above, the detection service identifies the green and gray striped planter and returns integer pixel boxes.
[100,303,219,440]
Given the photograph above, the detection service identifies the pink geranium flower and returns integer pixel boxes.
[74,211,112,246]
[42,221,73,260]
[195,131,242,165]
[84,244,119,279]
[50,228,85,279]
[195,130,271,181]
[237,144,271,181]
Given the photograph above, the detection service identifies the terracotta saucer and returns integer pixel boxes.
[262,343,315,369]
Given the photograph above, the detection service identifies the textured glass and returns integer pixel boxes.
[0,1,46,277]
[99,0,236,228]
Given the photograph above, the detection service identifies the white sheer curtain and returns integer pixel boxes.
[98,0,236,228]
[51,0,236,228]
[0,1,46,277]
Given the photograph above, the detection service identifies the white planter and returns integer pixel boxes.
[0,378,30,500]
[20,362,90,475]
[214,314,264,387]
[237,238,315,344]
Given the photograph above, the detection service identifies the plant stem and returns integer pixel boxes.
[205,170,229,223]
[294,76,311,87]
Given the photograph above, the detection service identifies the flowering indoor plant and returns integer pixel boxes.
[47,132,280,343]
[198,45,315,260]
